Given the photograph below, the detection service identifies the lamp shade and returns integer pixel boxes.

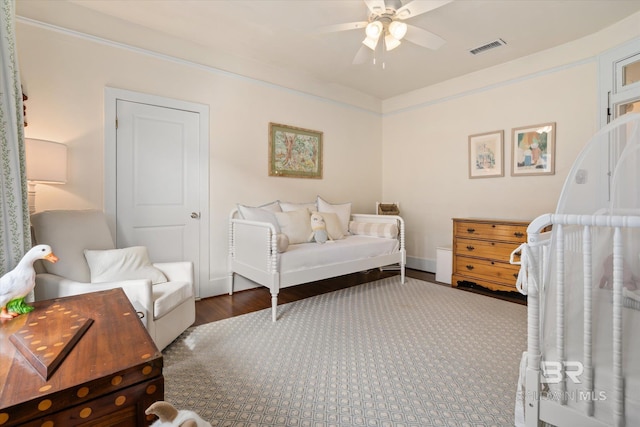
[25,138,67,183]
[388,21,407,40]
[365,21,383,38]
[385,34,401,51]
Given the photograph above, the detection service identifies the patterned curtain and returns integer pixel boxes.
[0,0,31,276]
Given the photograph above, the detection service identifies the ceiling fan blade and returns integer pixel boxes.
[395,0,453,20]
[364,0,386,16]
[404,24,446,50]
[352,45,372,65]
[316,21,368,33]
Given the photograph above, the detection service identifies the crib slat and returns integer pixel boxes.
[556,224,566,405]
[612,227,624,427]
[582,225,594,416]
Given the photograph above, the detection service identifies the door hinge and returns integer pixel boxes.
[115,117,118,129]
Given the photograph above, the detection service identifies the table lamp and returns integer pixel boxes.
[25,138,67,214]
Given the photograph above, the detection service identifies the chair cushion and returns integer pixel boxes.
[84,246,167,284]
[152,281,194,319]
[31,210,115,282]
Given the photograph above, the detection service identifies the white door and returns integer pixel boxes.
[116,100,201,287]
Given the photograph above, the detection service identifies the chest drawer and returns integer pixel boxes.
[455,237,521,262]
[452,218,531,293]
[454,220,527,243]
[454,256,520,286]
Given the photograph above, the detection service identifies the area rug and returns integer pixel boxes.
[162,277,527,426]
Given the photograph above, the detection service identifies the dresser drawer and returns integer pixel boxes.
[455,237,521,262]
[454,256,520,286]
[454,220,527,243]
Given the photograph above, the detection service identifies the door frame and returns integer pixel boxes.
[104,87,210,298]
[598,36,640,128]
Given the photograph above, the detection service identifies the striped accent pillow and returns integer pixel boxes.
[349,221,399,239]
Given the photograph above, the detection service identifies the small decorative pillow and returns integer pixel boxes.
[316,212,345,240]
[84,246,168,284]
[274,209,312,244]
[237,202,282,232]
[276,233,289,253]
[317,196,351,236]
[349,221,399,239]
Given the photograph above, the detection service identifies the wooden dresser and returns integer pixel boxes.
[451,218,528,293]
[0,288,163,426]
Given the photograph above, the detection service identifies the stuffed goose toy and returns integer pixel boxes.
[146,401,212,427]
[0,244,58,319]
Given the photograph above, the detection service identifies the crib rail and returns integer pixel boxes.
[516,213,640,427]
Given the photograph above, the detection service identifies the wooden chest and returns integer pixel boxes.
[0,288,163,426]
[451,218,529,293]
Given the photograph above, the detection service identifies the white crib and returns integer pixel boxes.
[513,113,640,427]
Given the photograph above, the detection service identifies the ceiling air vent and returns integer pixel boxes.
[469,39,507,55]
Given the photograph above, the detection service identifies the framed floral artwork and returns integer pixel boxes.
[269,122,323,179]
[468,130,504,179]
[511,122,556,176]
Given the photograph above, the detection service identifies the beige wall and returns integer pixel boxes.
[380,13,640,271]
[382,64,597,270]
[16,11,640,294]
[17,22,382,297]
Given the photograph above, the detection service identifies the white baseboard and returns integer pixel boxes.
[406,256,436,274]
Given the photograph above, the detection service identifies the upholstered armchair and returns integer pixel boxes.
[30,210,195,351]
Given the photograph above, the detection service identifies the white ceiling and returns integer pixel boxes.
[15,0,640,100]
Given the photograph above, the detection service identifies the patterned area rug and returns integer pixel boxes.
[163,277,527,426]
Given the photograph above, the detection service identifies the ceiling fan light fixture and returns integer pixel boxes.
[388,21,407,40]
[384,34,401,51]
[365,21,383,38]
[362,35,379,50]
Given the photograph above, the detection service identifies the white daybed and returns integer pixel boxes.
[228,198,406,321]
[512,113,640,427]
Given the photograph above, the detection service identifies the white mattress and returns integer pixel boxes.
[279,235,400,273]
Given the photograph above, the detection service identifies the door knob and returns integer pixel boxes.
[190,212,200,219]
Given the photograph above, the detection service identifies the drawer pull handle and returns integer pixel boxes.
[466,245,475,251]
[467,228,475,233]
[466,265,474,270]
[514,232,524,238]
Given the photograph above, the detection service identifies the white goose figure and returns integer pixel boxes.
[0,244,58,319]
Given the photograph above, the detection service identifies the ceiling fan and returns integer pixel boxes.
[321,0,452,64]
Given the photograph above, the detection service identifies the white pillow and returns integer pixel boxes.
[274,209,312,244]
[237,203,281,232]
[316,212,345,240]
[317,196,351,236]
[84,246,168,284]
[280,201,317,212]
[349,221,399,239]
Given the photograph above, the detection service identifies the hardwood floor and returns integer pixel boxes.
[194,269,436,326]
[193,268,526,327]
